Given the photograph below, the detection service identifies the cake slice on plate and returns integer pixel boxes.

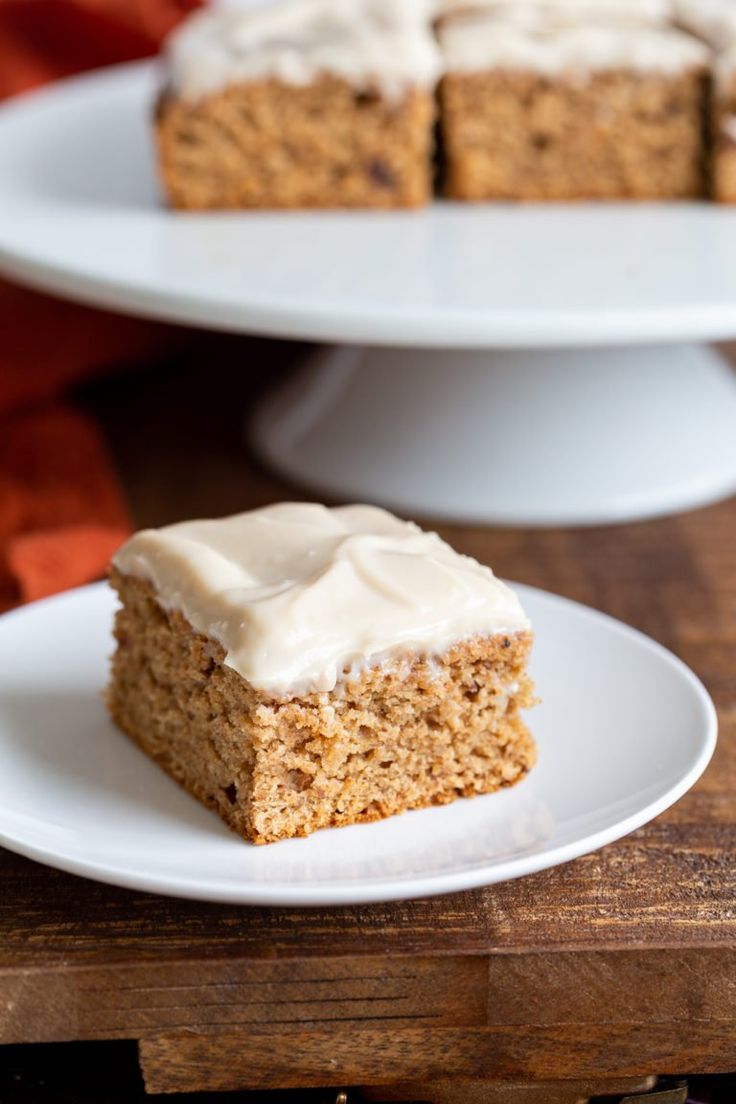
[108,503,536,845]
[155,0,441,209]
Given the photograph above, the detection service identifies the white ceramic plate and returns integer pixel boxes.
[2,62,736,348]
[0,582,716,906]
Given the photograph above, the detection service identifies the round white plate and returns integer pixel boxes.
[2,62,736,348]
[0,582,716,906]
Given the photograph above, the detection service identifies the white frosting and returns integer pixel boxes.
[440,16,709,74]
[439,0,673,27]
[674,1,736,80]
[674,0,736,48]
[164,0,443,101]
[113,503,530,696]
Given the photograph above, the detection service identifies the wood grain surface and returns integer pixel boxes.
[1,340,734,1091]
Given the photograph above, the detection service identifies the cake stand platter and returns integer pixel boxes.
[2,61,736,525]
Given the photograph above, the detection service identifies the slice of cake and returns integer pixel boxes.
[155,0,442,210]
[108,503,536,845]
[675,1,736,202]
[438,13,711,201]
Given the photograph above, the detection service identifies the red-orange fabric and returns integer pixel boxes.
[0,407,132,607]
[0,0,201,97]
[0,0,202,610]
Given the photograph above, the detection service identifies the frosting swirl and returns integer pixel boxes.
[114,503,530,695]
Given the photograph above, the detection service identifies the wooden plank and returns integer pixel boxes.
[484,948,736,1026]
[138,1021,736,1093]
[2,947,735,1046]
[0,957,486,1045]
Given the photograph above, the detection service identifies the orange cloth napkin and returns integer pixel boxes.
[0,0,202,611]
[0,0,200,98]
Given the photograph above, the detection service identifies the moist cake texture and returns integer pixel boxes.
[155,0,441,209]
[438,15,710,201]
[108,503,536,845]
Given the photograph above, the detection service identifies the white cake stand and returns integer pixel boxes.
[1,61,736,525]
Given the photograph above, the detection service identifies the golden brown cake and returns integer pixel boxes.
[438,14,711,201]
[155,0,441,210]
[108,504,536,845]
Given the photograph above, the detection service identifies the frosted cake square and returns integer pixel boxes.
[108,504,536,845]
[155,0,441,210]
[438,12,710,201]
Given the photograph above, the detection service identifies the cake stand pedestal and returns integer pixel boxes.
[4,63,736,526]
[250,342,736,527]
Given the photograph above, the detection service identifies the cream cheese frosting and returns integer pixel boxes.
[113,503,530,696]
[439,15,708,74]
[164,0,443,102]
[674,0,736,49]
[674,1,736,80]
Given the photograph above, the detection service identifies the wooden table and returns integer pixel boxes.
[1,340,734,1103]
